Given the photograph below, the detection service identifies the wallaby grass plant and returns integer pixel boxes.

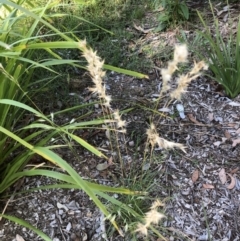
[81,41,207,238]
[197,1,240,98]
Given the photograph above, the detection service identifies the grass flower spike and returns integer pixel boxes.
[146,123,186,153]
[135,199,165,236]
[170,60,208,100]
[160,44,208,100]
[79,40,110,107]
[113,110,126,129]
[135,223,148,236]
[173,44,188,63]
[151,199,165,209]
[145,209,165,225]
[79,40,127,135]
[161,44,188,94]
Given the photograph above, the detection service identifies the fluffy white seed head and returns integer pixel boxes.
[174,44,188,63]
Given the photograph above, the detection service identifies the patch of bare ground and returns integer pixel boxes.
[1,2,240,241]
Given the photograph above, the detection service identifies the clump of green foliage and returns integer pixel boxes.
[51,0,152,71]
[197,2,240,98]
[155,0,189,31]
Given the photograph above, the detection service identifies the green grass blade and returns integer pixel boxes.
[62,119,113,129]
[1,0,72,41]
[0,99,48,121]
[13,169,142,195]
[0,215,52,241]
[66,132,107,158]
[97,191,141,218]
[104,64,149,79]
[23,41,80,49]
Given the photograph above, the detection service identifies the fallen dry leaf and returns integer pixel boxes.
[203,183,215,189]
[224,130,231,139]
[105,129,110,139]
[227,123,236,127]
[227,174,236,189]
[176,103,185,119]
[187,113,203,125]
[230,167,239,174]
[158,107,171,112]
[133,22,152,33]
[96,162,109,171]
[108,156,114,165]
[99,170,108,179]
[232,138,240,147]
[221,137,227,143]
[219,168,227,184]
[192,169,199,183]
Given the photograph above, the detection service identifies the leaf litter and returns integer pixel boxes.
[219,168,227,184]
[226,174,236,190]
[191,169,199,183]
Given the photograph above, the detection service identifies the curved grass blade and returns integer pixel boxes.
[11,169,144,195]
[104,64,149,79]
[0,215,52,241]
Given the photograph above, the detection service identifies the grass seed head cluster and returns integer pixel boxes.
[135,199,165,236]
[79,40,111,106]
[79,40,126,133]
[146,44,208,154]
[160,44,208,100]
[146,123,186,153]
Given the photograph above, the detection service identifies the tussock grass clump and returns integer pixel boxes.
[197,3,240,98]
